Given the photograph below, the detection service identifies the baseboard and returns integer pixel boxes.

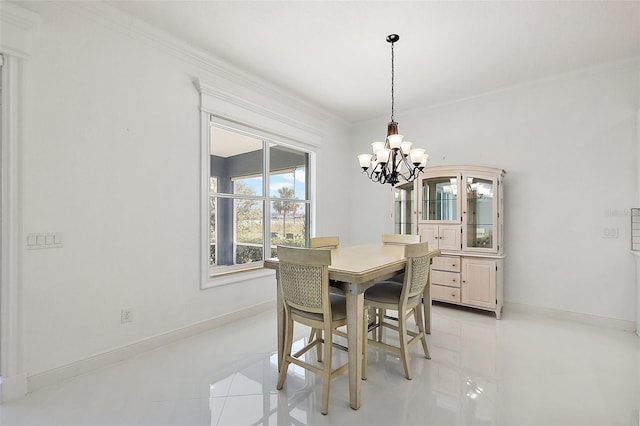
[505,301,636,332]
[27,300,275,393]
[0,373,28,402]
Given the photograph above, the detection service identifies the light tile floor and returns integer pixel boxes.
[1,303,639,425]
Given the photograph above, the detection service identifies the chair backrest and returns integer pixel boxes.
[382,233,420,245]
[402,242,432,300]
[277,245,331,315]
[310,236,340,249]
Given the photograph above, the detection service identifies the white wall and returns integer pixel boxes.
[18,2,350,377]
[11,0,640,388]
[350,60,640,322]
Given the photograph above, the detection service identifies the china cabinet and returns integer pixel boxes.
[416,165,505,318]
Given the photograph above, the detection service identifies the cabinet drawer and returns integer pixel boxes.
[432,270,461,288]
[432,285,460,303]
[432,256,460,272]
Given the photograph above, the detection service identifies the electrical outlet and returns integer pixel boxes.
[121,308,133,323]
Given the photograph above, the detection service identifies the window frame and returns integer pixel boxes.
[202,118,315,289]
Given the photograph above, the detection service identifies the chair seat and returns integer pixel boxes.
[291,294,347,322]
[388,273,404,284]
[365,281,420,306]
[364,281,401,304]
[329,280,346,294]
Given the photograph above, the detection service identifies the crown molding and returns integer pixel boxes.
[57,1,343,128]
[195,79,323,146]
[2,2,43,29]
[1,2,43,58]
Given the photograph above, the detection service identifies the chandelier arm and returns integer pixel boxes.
[398,151,423,182]
[399,150,414,169]
[380,167,388,183]
[397,169,412,183]
[366,164,378,181]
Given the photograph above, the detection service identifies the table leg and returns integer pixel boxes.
[346,288,363,410]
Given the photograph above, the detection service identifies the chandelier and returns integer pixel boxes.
[357,34,429,187]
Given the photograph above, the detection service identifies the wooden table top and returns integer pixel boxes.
[265,244,427,286]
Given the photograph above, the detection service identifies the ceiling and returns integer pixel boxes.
[106,1,640,123]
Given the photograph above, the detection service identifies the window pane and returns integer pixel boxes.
[209,196,217,266]
[211,197,264,269]
[270,145,307,199]
[210,126,263,195]
[270,201,307,252]
[233,175,262,196]
[235,199,264,264]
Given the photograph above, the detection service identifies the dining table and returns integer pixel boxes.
[264,243,440,410]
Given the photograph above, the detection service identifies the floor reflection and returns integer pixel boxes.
[1,304,639,425]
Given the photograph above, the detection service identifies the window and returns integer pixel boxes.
[208,122,311,278]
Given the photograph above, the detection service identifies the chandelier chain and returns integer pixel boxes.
[390,41,395,122]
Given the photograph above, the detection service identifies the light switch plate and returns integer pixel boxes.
[27,233,63,249]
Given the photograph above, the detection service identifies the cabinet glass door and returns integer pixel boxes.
[393,182,414,234]
[465,177,495,249]
[421,176,458,221]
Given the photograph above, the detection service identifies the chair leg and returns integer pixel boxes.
[422,296,431,334]
[367,307,377,341]
[314,328,323,362]
[414,306,431,359]
[321,325,333,415]
[277,315,295,390]
[398,310,412,380]
[377,308,385,342]
[362,310,368,380]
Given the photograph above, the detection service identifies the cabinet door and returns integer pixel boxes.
[418,174,460,223]
[461,258,496,309]
[420,225,438,250]
[462,174,499,253]
[420,225,461,251]
[392,182,416,235]
[439,225,462,251]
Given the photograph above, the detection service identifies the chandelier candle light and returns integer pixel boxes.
[357,34,429,187]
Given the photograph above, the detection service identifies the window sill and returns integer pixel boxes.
[203,267,275,289]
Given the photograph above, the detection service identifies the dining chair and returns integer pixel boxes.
[310,235,339,249]
[308,235,343,353]
[363,242,432,380]
[377,233,422,338]
[381,233,420,246]
[276,245,349,415]
[382,233,420,284]
[310,236,341,293]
